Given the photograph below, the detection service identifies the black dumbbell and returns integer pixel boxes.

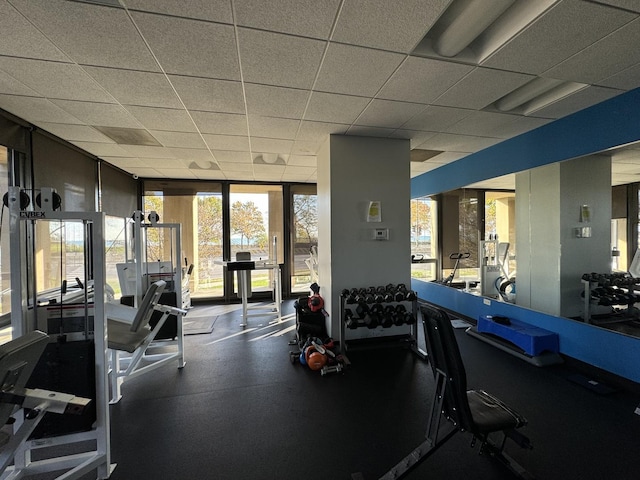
[356,303,369,318]
[366,304,383,329]
[381,305,395,328]
[344,308,358,329]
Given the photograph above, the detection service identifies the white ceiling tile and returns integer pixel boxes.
[315,43,405,97]
[291,140,323,155]
[598,62,640,90]
[203,134,251,152]
[141,158,190,169]
[169,76,245,114]
[150,131,207,149]
[218,162,254,172]
[244,84,309,118]
[35,123,114,143]
[378,56,474,104]
[237,28,325,89]
[297,121,349,143]
[251,138,294,154]
[167,148,216,162]
[9,0,160,71]
[545,18,640,84]
[283,165,315,176]
[51,100,142,128]
[124,0,233,23]
[0,2,68,60]
[84,67,182,108]
[445,111,538,138]
[119,145,177,158]
[402,105,472,132]
[132,12,240,80]
[346,126,395,137]
[390,130,438,149]
[0,95,83,124]
[234,0,339,39]
[0,70,40,96]
[102,157,150,169]
[248,116,300,140]
[583,0,640,14]
[253,164,286,175]
[70,141,130,157]
[288,155,317,167]
[488,116,551,139]
[355,99,426,129]
[529,85,624,119]
[332,0,448,53]
[434,68,534,110]
[126,167,163,177]
[126,106,197,133]
[213,151,252,163]
[419,133,501,152]
[191,112,248,135]
[424,151,469,165]
[153,168,198,179]
[0,58,114,102]
[224,171,255,180]
[482,0,637,75]
[304,92,370,124]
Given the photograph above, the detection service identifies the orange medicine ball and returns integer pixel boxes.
[305,345,327,371]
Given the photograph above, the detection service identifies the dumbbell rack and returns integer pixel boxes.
[338,286,427,365]
[581,272,640,323]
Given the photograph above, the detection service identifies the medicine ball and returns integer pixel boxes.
[304,345,327,371]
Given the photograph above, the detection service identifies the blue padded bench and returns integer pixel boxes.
[476,315,559,356]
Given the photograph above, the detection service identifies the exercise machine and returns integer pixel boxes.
[442,252,470,287]
[6,186,113,478]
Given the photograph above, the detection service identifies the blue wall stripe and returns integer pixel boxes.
[411,87,640,197]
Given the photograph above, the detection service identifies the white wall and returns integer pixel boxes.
[317,135,411,336]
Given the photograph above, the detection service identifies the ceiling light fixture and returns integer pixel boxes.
[521,82,587,115]
[494,77,587,113]
[189,160,220,170]
[495,77,564,111]
[253,154,287,165]
[433,0,515,58]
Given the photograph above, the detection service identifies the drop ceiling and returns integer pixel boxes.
[1,0,640,189]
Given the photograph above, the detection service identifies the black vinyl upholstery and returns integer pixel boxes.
[420,303,527,437]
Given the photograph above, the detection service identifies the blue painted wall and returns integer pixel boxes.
[411,87,640,197]
[412,279,640,383]
[410,87,640,383]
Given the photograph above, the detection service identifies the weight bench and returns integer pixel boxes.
[379,303,533,480]
[107,280,187,404]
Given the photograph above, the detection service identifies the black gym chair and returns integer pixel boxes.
[379,303,534,480]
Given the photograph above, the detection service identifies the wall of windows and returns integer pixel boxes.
[143,181,299,300]
[410,195,437,281]
[291,184,318,293]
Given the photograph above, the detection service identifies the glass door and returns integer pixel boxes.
[229,184,283,295]
[144,181,224,299]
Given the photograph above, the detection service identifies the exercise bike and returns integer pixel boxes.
[441,252,470,287]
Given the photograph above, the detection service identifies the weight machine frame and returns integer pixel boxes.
[5,186,113,479]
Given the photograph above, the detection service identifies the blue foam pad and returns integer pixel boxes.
[477,315,559,356]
